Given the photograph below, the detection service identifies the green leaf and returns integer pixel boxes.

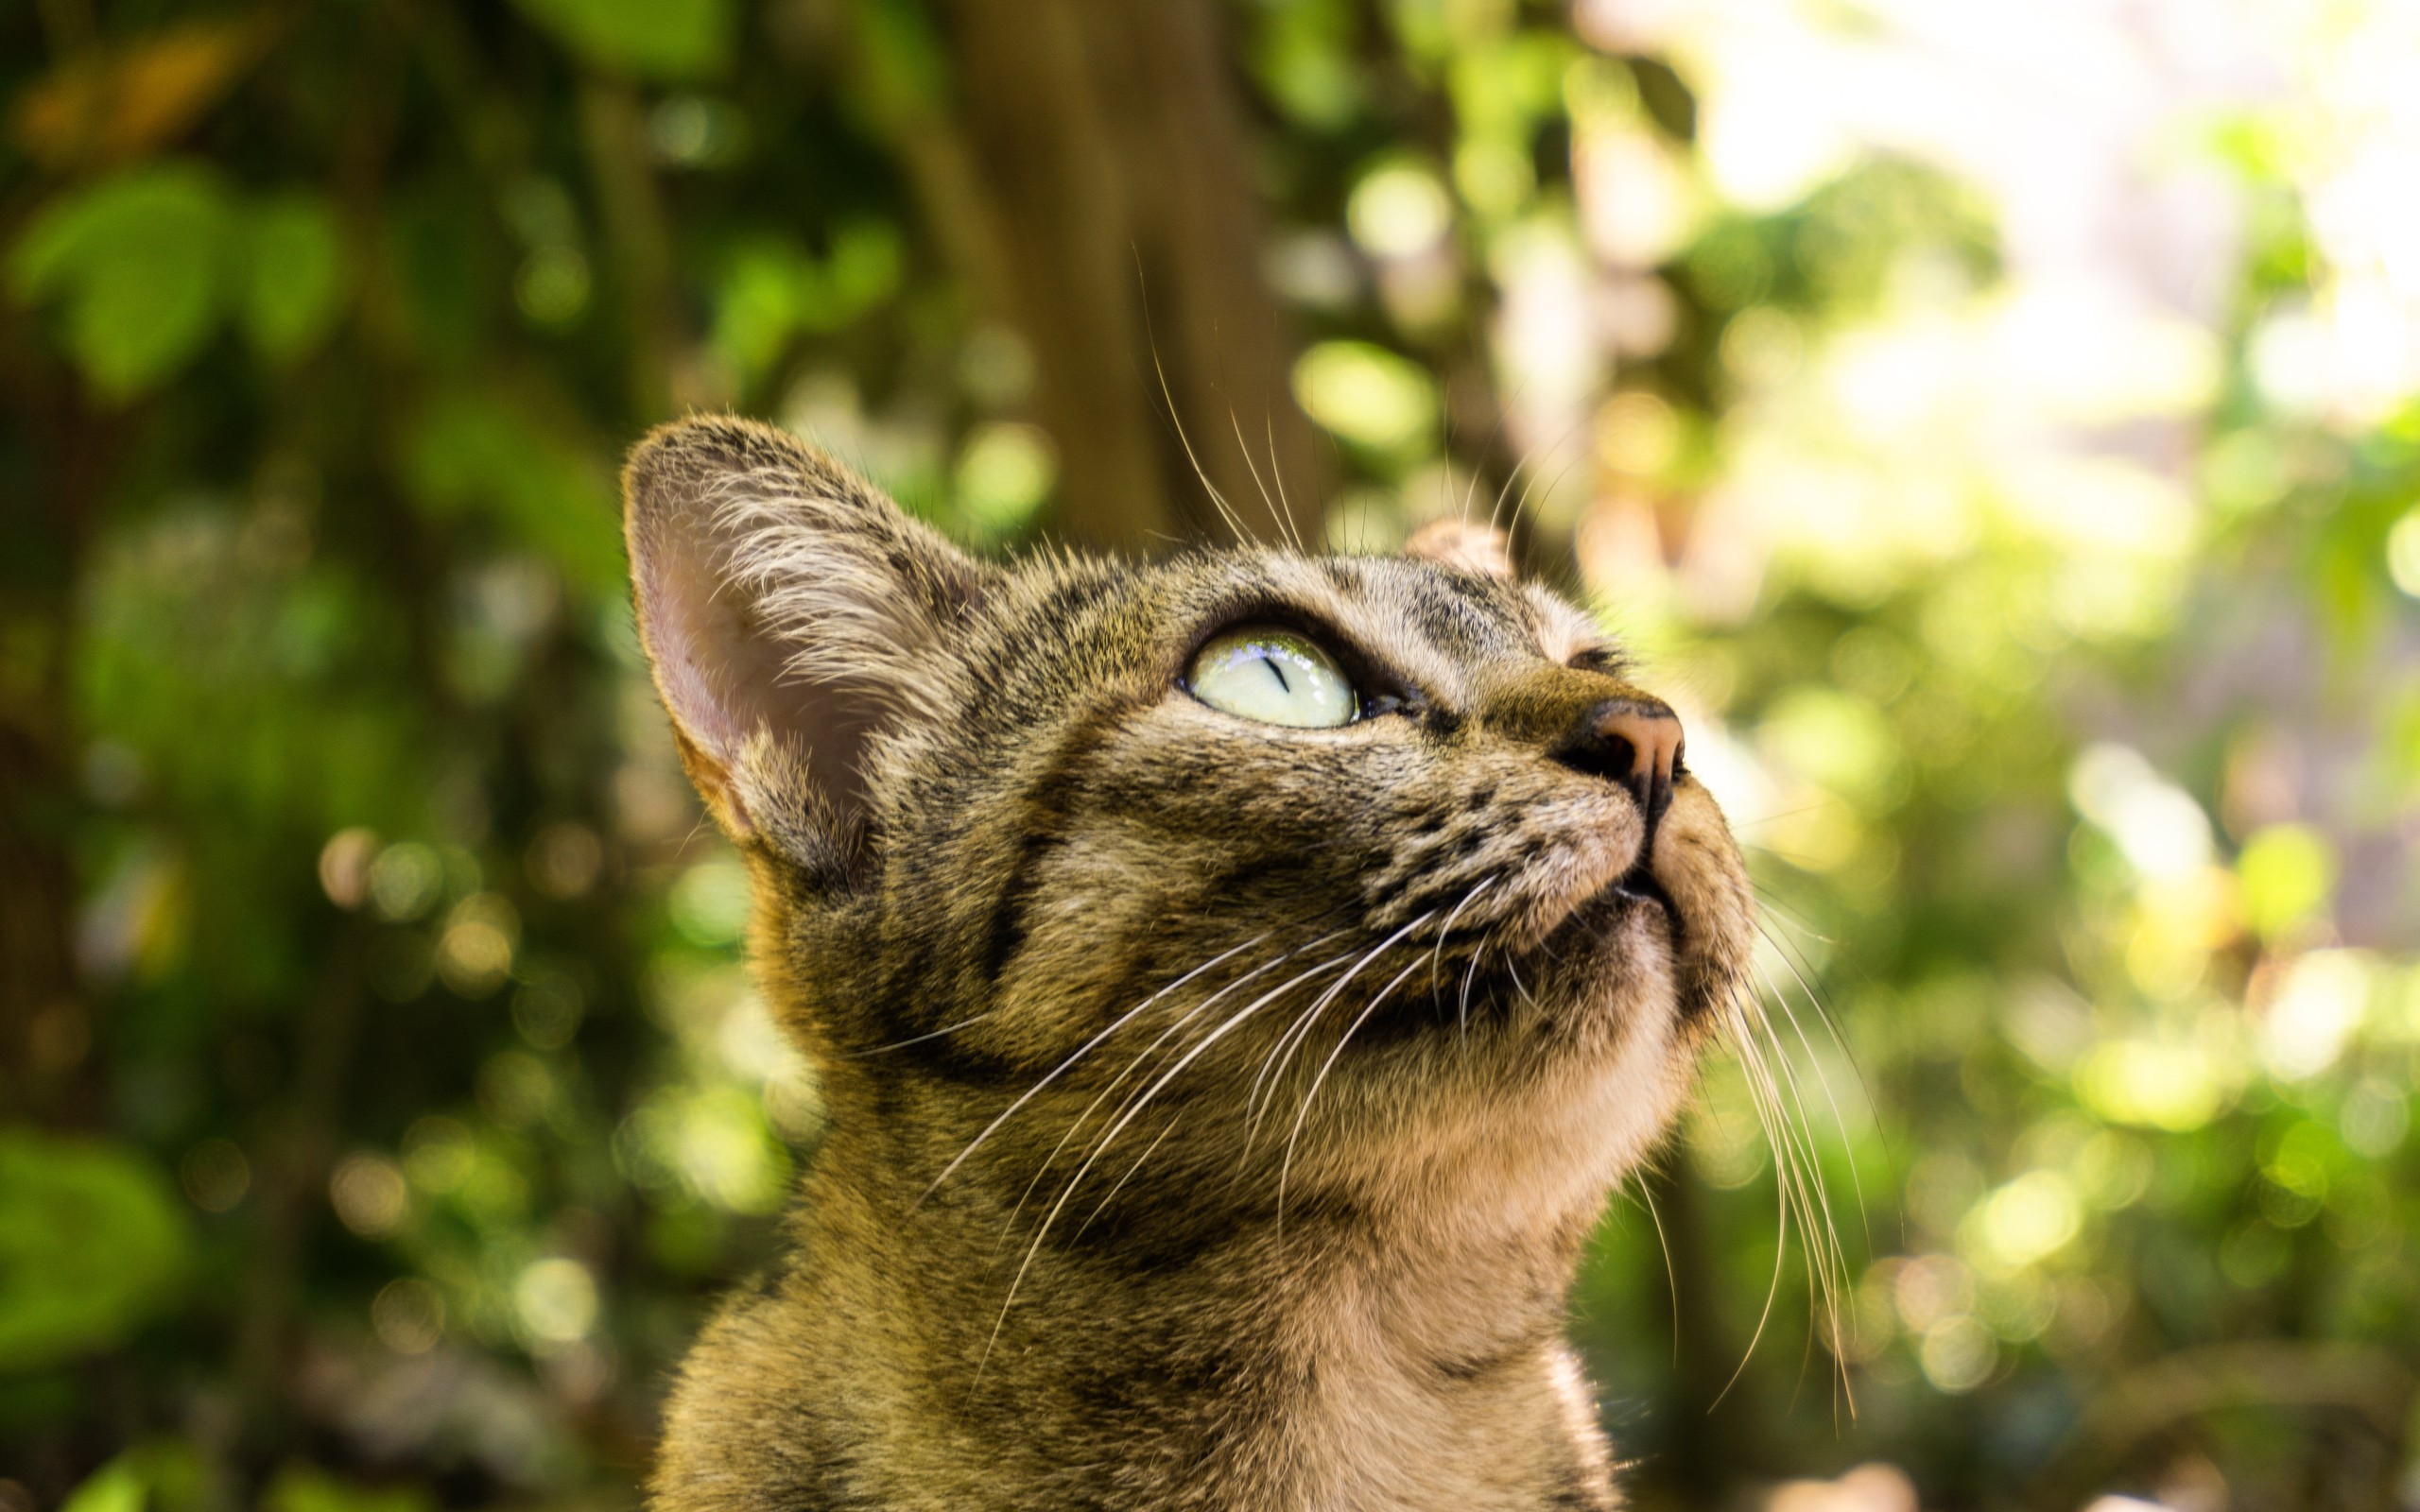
[58,1441,205,1512]
[808,219,904,330]
[849,0,951,120]
[261,1465,433,1512]
[1251,0,1364,130]
[0,1131,193,1371]
[710,224,904,380]
[60,1455,147,1512]
[8,163,235,401]
[710,241,806,376]
[239,195,347,363]
[510,0,734,81]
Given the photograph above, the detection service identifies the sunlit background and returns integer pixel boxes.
[4,0,2419,1509]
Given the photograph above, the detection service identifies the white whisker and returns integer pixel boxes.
[857,1008,1003,1056]
[974,943,1364,1383]
[1457,378,1525,530]
[1757,934,1871,1252]
[1758,1006,1855,1390]
[1426,876,1499,1005]
[1005,937,1350,1246]
[1737,966,1856,1415]
[1276,950,1429,1228]
[1708,985,1806,1409]
[1228,409,1296,552]
[1069,1110,1184,1246]
[923,934,1269,1204]
[1243,910,1439,1155]
[1634,1175,1682,1366]
[1134,273,1249,546]
[1458,932,1490,1040]
[1263,413,1305,553]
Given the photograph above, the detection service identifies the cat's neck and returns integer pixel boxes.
[766,1125,1621,1510]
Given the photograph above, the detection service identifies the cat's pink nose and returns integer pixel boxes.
[1551,696,1685,835]
[1593,701,1683,787]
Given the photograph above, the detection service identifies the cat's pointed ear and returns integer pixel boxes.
[623,416,986,869]
[1404,518,1514,578]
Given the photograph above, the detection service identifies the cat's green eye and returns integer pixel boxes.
[1186,626,1358,729]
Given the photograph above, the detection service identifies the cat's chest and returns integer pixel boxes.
[1170,1287,1606,1511]
[1218,1373,1613,1512]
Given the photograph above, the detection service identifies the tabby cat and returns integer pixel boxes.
[625,416,1755,1511]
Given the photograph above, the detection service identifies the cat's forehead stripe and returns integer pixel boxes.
[1336,557,1543,665]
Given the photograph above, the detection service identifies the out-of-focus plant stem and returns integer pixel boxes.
[580,77,679,426]
[0,305,110,1131]
[2032,1340,2418,1509]
[231,925,368,1440]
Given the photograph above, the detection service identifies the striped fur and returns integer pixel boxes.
[623,416,1755,1511]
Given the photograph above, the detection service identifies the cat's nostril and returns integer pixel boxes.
[1549,697,1685,840]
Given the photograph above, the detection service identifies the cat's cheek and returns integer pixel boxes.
[978,828,1225,1057]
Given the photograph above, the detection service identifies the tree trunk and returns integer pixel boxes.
[0,342,108,1128]
[1083,0,1329,546]
[928,0,1330,552]
[1639,1159,1761,1500]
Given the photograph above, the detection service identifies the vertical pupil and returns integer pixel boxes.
[1188,628,1356,728]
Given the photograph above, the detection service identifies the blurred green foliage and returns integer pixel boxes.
[0,1133,191,1372]
[3,2,2417,1512]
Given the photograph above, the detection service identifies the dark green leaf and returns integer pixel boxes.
[0,1132,192,1371]
[8,163,234,400]
[238,195,348,363]
[510,0,734,81]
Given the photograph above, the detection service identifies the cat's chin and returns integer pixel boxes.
[1326,936,1700,1229]
[1498,865,1690,1028]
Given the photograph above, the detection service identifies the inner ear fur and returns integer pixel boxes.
[623,415,987,868]
[1404,518,1514,578]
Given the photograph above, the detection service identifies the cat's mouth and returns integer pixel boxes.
[1513,852,1678,971]
[1606,855,1678,933]
[1422,813,1691,1003]
[1502,844,1722,1026]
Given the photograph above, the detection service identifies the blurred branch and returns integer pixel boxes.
[821,0,1327,551]
[332,0,414,371]
[2031,1340,2418,1507]
[31,0,96,58]
[926,0,1173,550]
[0,683,86,1122]
[231,924,368,1438]
[579,78,679,424]
[0,303,113,1129]
[811,0,1017,323]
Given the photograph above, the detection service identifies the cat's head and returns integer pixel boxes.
[627,416,1753,1235]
